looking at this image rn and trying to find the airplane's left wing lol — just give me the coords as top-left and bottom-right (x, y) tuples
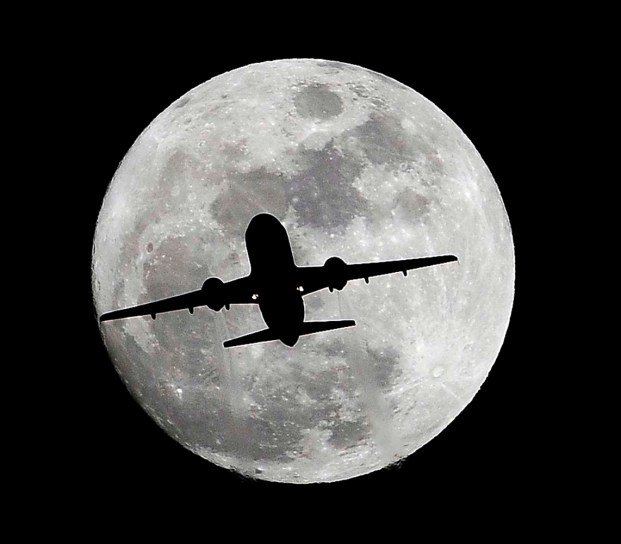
(99, 289), (207, 322)
(99, 275), (256, 323)
(298, 255), (458, 296)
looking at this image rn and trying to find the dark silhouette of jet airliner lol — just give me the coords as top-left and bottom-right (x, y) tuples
(100, 213), (458, 347)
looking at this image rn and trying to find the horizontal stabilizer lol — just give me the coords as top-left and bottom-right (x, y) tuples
(223, 328), (280, 348)
(223, 320), (356, 348)
(298, 320), (356, 336)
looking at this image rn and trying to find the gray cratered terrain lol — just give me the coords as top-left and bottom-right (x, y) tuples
(92, 59), (514, 483)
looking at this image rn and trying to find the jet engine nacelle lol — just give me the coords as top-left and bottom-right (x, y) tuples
(324, 256), (347, 291)
(202, 277), (225, 311)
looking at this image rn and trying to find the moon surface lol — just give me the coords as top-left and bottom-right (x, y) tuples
(92, 59), (514, 483)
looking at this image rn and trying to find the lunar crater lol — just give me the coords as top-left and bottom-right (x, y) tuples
(294, 83), (344, 120)
(93, 59), (514, 484)
(174, 96), (191, 108)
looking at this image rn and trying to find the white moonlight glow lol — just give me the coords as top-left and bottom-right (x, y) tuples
(92, 59), (514, 483)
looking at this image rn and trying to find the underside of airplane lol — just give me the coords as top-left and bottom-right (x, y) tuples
(99, 213), (458, 347)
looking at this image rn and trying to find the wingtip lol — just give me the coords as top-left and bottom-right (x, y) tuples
(439, 254), (458, 264)
(99, 312), (118, 323)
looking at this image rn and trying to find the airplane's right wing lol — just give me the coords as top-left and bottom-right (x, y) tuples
(297, 255), (458, 296)
(343, 255), (458, 283)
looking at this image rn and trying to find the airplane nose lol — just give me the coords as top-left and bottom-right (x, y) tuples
(249, 213), (279, 227)
(246, 213), (281, 241)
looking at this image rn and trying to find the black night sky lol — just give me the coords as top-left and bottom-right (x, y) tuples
(36, 23), (572, 526)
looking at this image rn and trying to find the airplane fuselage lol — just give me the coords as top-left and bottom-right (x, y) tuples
(245, 213), (305, 346)
(99, 212), (457, 348)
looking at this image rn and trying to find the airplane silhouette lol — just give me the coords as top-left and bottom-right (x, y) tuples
(99, 213), (458, 348)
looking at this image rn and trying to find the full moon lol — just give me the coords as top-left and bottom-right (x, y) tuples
(92, 59), (514, 483)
